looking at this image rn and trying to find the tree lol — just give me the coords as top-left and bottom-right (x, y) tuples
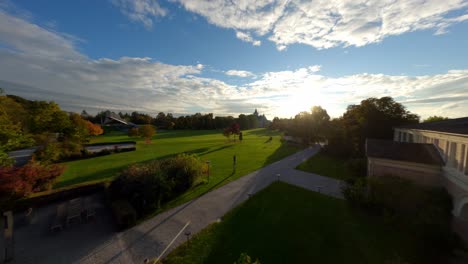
(340, 97), (419, 156)
(223, 123), (240, 141)
(423, 116), (448, 123)
(139, 125), (156, 141)
(86, 121), (103, 135)
(0, 161), (64, 205)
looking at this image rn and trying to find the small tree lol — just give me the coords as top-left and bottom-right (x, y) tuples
(86, 121), (103, 135)
(139, 125), (156, 142)
(223, 127), (233, 140)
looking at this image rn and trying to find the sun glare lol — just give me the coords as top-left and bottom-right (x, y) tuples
(277, 89), (326, 118)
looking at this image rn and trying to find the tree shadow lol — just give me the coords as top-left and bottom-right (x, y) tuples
(155, 130), (221, 140)
(243, 128), (276, 137)
(262, 141), (305, 167)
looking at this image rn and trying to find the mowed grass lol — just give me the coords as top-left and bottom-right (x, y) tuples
(295, 151), (349, 180)
(56, 129), (300, 200)
(164, 182), (418, 264)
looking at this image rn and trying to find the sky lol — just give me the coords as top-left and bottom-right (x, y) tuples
(0, 0), (467, 119)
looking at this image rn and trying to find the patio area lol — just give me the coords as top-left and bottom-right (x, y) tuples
(1, 193), (117, 264)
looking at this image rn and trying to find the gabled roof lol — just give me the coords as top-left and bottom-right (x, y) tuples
(366, 139), (444, 166)
(396, 117), (468, 135)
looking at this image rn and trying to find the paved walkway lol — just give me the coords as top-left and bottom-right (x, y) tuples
(78, 145), (343, 264)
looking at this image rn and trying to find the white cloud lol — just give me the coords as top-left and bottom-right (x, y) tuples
(225, 69), (255, 78)
(0, 7), (467, 120)
(235, 31), (261, 46)
(111, 0), (167, 29)
(175, 0), (468, 49)
(0, 10), (83, 59)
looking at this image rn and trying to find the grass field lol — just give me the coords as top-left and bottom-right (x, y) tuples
(164, 182), (418, 264)
(295, 151), (349, 180)
(55, 129), (300, 204)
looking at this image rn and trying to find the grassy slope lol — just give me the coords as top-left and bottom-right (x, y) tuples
(295, 151), (349, 180)
(56, 129), (300, 195)
(164, 182), (418, 264)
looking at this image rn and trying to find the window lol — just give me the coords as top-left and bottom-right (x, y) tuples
(408, 133), (414, 143)
(398, 131), (402, 142)
(460, 144), (466, 173)
(449, 142), (457, 168)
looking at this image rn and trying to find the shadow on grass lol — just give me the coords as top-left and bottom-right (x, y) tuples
(55, 145), (234, 189)
(244, 128), (277, 137)
(262, 141), (305, 167)
(155, 130), (221, 140)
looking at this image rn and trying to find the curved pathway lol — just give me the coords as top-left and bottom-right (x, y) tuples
(79, 145), (343, 264)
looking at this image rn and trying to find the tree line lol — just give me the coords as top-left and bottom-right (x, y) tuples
(82, 110), (265, 130)
(271, 97), (420, 158)
(0, 93), (103, 166)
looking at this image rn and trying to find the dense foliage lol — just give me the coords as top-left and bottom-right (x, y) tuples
(109, 154), (205, 219)
(423, 115), (449, 123)
(272, 97), (419, 157)
(342, 176), (464, 263)
(0, 93), (103, 166)
(0, 161), (64, 205)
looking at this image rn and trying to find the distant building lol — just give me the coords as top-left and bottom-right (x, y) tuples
(253, 109), (270, 128)
(102, 111), (137, 130)
(366, 117), (468, 237)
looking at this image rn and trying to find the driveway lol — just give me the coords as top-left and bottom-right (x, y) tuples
(77, 145), (343, 264)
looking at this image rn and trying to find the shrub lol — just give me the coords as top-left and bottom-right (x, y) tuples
(160, 153), (203, 196)
(0, 161), (64, 206)
(109, 154), (203, 219)
(234, 253), (261, 264)
(343, 176), (464, 262)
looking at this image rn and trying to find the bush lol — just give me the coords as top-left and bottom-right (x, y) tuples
(160, 153), (203, 196)
(0, 161), (64, 206)
(108, 154), (203, 219)
(343, 176), (464, 262)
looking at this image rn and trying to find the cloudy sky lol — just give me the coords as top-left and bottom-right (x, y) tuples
(0, 0), (467, 119)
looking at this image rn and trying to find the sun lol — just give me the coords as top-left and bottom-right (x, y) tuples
(276, 89), (326, 118)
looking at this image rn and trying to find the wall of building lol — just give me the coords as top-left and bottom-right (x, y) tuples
(393, 129), (468, 221)
(368, 157), (442, 187)
(394, 129), (468, 176)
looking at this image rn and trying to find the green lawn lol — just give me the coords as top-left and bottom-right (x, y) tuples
(56, 129), (300, 201)
(295, 151), (349, 180)
(164, 182), (418, 264)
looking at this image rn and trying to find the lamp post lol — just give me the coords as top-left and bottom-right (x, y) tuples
(206, 161), (211, 182)
(185, 230), (192, 247)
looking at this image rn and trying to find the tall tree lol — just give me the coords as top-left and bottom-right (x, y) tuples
(341, 97), (419, 156)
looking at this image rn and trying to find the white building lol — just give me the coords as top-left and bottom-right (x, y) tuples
(393, 117), (468, 221)
(367, 117), (468, 239)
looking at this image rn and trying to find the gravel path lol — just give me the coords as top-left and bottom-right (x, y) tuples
(78, 145), (344, 264)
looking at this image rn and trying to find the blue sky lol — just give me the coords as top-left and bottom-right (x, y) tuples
(0, 0), (467, 119)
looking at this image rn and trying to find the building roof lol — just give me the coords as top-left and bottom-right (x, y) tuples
(396, 117), (468, 135)
(366, 139), (444, 166)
